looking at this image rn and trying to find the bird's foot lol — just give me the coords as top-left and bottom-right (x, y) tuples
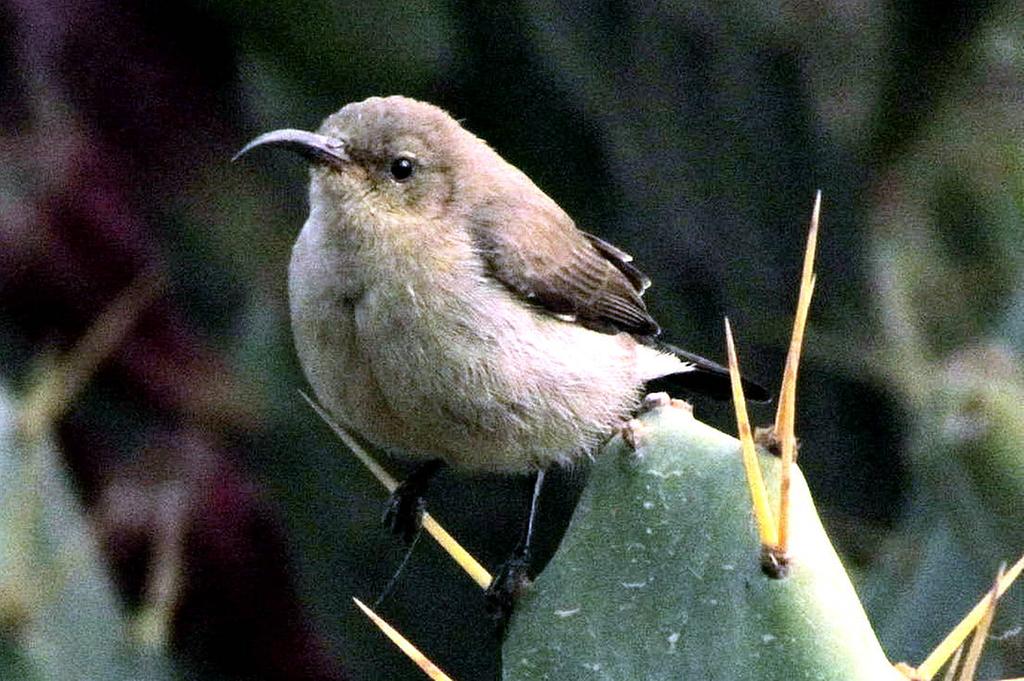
(640, 391), (671, 412)
(382, 459), (444, 544)
(485, 548), (532, 637)
(641, 391), (693, 414)
(382, 482), (426, 544)
(623, 393), (693, 461)
(621, 417), (648, 452)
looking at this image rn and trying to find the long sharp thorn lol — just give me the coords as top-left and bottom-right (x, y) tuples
(725, 318), (777, 549)
(917, 553), (1024, 679)
(302, 392), (492, 589)
(956, 564), (1004, 681)
(775, 191), (820, 555)
(353, 598), (456, 681)
(940, 646), (963, 681)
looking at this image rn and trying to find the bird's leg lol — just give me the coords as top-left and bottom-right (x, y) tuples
(383, 458), (445, 544)
(486, 468), (546, 632)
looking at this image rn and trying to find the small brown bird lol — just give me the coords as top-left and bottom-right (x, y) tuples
(236, 95), (766, 613)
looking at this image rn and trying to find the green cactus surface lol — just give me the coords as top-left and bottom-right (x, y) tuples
(504, 403), (902, 681)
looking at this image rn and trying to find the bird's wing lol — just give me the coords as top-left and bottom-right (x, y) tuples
(580, 231), (652, 294)
(470, 195), (660, 336)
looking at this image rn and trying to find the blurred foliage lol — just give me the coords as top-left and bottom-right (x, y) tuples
(0, 0), (1022, 680)
(0, 384), (174, 681)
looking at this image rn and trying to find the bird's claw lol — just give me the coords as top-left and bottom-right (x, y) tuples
(641, 391), (693, 414)
(622, 417), (647, 452)
(382, 459), (444, 544)
(641, 391), (672, 411)
(382, 484), (426, 544)
(485, 549), (532, 637)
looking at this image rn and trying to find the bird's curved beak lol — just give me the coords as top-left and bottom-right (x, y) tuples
(232, 129), (349, 167)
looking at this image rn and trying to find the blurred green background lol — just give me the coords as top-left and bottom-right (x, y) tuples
(1, 1), (1022, 679)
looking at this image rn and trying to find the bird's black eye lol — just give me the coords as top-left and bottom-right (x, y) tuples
(390, 156), (415, 181)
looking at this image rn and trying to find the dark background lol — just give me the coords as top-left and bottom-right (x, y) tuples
(1, 1), (1022, 679)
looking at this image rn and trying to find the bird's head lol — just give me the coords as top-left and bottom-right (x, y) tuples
(235, 96), (479, 223)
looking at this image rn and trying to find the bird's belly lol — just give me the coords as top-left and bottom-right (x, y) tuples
(289, 223), (646, 474)
(333, 285), (645, 474)
(289, 294), (399, 444)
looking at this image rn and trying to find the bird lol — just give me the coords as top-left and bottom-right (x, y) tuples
(235, 95), (768, 617)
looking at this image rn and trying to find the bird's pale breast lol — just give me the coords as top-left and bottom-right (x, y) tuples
(288, 211), (654, 474)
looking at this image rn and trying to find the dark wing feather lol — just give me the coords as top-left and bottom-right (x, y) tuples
(647, 342), (772, 402)
(471, 195), (659, 337)
(581, 231), (651, 293)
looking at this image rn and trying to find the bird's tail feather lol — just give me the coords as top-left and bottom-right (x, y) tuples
(645, 342), (771, 403)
